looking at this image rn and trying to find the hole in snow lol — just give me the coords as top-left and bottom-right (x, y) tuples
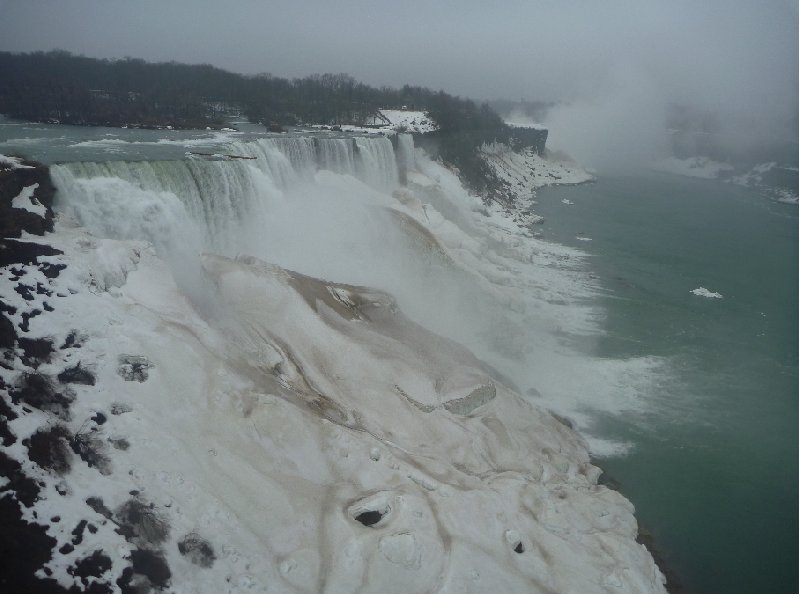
(513, 542), (525, 554)
(354, 510), (384, 527)
(348, 493), (394, 528)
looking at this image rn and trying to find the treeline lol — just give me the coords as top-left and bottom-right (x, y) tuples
(0, 50), (545, 193)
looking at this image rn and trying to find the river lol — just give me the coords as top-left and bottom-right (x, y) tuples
(536, 173), (798, 594)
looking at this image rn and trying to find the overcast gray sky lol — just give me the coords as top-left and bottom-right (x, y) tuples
(1, 0), (796, 125)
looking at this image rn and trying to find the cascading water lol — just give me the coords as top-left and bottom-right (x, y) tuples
(53, 134), (406, 257)
(396, 133), (416, 183)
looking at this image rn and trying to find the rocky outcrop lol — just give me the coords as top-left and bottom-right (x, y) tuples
(0, 157), (56, 238)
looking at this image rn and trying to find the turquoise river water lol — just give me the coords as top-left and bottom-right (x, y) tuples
(536, 174), (798, 594)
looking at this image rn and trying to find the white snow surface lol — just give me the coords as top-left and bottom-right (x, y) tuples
(378, 110), (438, 134)
(0, 153), (35, 169)
(11, 182), (47, 217)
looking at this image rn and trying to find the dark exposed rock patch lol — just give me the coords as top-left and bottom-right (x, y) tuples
(177, 533), (216, 568)
(0, 494), (68, 593)
(58, 362), (96, 386)
(0, 310), (16, 349)
(24, 425), (73, 475)
(86, 496), (114, 520)
(59, 542), (75, 555)
(70, 430), (112, 475)
(19, 336), (54, 366)
(15, 282), (36, 301)
(0, 396), (18, 446)
(0, 238), (63, 267)
(19, 308), (43, 332)
(0, 159), (55, 231)
(118, 549), (172, 593)
(117, 355), (154, 382)
(69, 550), (112, 585)
(61, 330), (86, 350)
(11, 373), (74, 420)
(115, 498), (170, 546)
(71, 519), (89, 545)
(40, 262), (66, 279)
(0, 451), (40, 506)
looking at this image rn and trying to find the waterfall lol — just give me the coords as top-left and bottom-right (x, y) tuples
(52, 133), (413, 264)
(396, 133), (415, 184)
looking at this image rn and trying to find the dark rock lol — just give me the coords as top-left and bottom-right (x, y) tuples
(59, 543), (75, 555)
(129, 549), (171, 589)
(15, 283), (35, 301)
(0, 451), (40, 506)
(69, 550), (113, 584)
(24, 425), (73, 474)
(19, 308), (43, 333)
(513, 542), (525, 554)
(71, 519), (88, 545)
(19, 337), (54, 365)
(40, 263), (66, 279)
(0, 160), (56, 238)
(70, 430), (112, 475)
(117, 355), (154, 382)
(11, 373), (74, 420)
(61, 330), (82, 349)
(91, 412), (106, 425)
(58, 362), (96, 386)
(177, 533), (216, 568)
(0, 396), (18, 446)
(86, 496), (114, 520)
(0, 239), (62, 268)
(0, 311), (16, 350)
(43, 301), (54, 312)
(115, 499), (169, 546)
(0, 494), (70, 593)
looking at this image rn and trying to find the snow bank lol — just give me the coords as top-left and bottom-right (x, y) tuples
(0, 153), (35, 169)
(379, 110), (438, 134)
